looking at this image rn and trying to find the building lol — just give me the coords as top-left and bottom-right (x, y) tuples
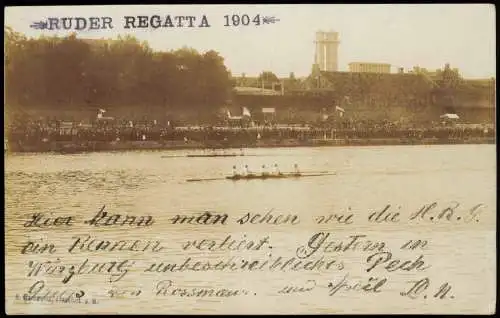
(348, 62), (391, 74)
(408, 65), (462, 80)
(314, 31), (340, 72)
(409, 66), (441, 79)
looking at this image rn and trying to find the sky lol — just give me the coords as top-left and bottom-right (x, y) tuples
(4, 4), (496, 79)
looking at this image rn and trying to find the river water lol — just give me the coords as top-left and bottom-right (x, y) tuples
(4, 145), (496, 314)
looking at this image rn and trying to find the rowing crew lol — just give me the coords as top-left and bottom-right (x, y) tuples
(232, 164), (300, 177)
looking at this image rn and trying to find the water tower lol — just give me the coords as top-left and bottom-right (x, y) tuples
(314, 31), (340, 72)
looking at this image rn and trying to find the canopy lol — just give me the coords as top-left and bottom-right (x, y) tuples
(234, 86), (280, 96)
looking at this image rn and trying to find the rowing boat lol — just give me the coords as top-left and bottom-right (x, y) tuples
(186, 172), (336, 182)
(226, 173), (300, 180)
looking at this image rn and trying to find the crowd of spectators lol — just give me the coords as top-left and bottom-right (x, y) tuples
(6, 117), (494, 150)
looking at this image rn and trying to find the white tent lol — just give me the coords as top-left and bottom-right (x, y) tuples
(440, 113), (459, 119)
(335, 106), (345, 117)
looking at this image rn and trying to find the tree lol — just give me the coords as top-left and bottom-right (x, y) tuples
(200, 50), (232, 105)
(285, 72), (300, 91)
(258, 71), (279, 84)
(432, 63), (463, 110)
(4, 27), (233, 113)
(438, 63), (462, 89)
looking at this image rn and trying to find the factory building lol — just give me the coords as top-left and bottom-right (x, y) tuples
(313, 31), (340, 72)
(348, 62), (391, 74)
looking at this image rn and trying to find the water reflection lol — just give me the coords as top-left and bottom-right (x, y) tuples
(4, 145), (496, 314)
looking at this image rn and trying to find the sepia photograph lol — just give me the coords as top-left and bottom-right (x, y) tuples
(4, 4), (496, 315)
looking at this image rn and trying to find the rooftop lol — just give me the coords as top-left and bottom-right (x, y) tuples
(348, 62), (391, 66)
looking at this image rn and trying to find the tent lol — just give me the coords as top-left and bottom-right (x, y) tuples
(97, 108), (114, 121)
(335, 106), (345, 117)
(440, 113), (459, 119)
(242, 107), (251, 117)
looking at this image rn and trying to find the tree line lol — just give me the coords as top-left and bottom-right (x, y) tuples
(4, 27), (232, 111)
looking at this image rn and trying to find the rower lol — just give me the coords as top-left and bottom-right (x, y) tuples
(261, 164), (269, 177)
(273, 163), (281, 175)
(244, 164), (253, 176)
(293, 163), (301, 176)
(232, 165), (238, 177)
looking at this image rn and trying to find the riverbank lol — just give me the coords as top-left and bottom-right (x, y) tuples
(5, 137), (496, 154)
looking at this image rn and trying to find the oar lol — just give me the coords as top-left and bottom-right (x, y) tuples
(186, 177), (226, 182)
(303, 170), (334, 174)
(274, 172), (337, 177)
(299, 172), (337, 177)
(280, 170), (334, 175)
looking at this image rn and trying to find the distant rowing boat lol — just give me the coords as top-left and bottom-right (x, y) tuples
(161, 153), (312, 158)
(186, 154), (244, 157)
(186, 172), (336, 182)
(162, 153), (264, 158)
(56, 143), (91, 154)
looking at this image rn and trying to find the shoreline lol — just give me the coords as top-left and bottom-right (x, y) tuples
(5, 137), (496, 154)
